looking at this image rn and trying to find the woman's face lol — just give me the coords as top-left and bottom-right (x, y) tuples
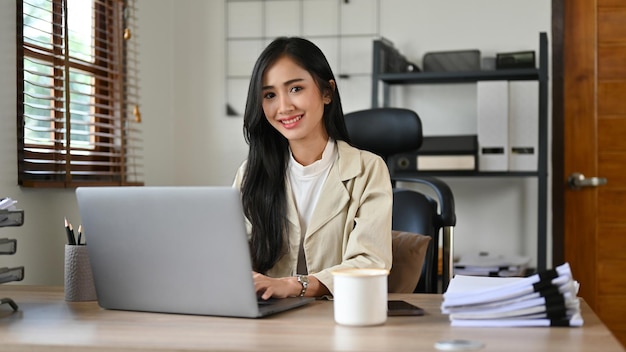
(261, 56), (331, 144)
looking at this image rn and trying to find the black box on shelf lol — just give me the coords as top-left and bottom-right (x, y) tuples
(423, 50), (481, 72)
(496, 51), (535, 69)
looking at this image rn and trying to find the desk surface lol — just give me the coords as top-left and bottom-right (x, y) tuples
(0, 286), (623, 352)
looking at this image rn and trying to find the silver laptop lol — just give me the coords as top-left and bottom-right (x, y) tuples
(75, 186), (313, 318)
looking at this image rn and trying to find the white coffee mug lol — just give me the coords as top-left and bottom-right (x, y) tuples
(332, 268), (389, 326)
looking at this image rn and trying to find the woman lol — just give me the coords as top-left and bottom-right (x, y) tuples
(233, 37), (392, 300)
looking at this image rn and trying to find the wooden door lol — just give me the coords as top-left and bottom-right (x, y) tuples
(561, 0), (626, 345)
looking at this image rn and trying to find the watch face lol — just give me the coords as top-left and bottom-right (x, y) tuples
(297, 275), (308, 296)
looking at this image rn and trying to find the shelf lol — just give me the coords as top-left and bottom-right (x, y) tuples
(394, 170), (542, 178)
(0, 210), (24, 228)
(0, 239), (17, 255)
(378, 68), (540, 84)
(0, 266), (24, 284)
(372, 32), (549, 272)
(1, 207), (24, 311)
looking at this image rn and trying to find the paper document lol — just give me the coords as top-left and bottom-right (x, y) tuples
(444, 263), (573, 306)
(450, 313), (584, 328)
(0, 197), (17, 210)
(441, 263), (583, 328)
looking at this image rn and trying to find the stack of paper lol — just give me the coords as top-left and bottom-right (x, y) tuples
(0, 198), (22, 227)
(442, 262), (583, 327)
(0, 197), (17, 210)
(454, 252), (531, 277)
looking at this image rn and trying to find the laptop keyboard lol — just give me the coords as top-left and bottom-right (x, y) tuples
(257, 298), (280, 306)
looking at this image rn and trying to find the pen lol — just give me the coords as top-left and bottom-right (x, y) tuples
(64, 217), (76, 245)
(77, 225), (82, 245)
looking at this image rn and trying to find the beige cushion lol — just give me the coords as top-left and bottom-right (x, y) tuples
(388, 230), (431, 293)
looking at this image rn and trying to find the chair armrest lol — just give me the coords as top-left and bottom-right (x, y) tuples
(392, 176), (456, 228)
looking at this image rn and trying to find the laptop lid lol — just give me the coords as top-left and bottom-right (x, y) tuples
(75, 186), (312, 318)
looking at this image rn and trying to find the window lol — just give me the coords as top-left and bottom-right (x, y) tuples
(17, 0), (143, 188)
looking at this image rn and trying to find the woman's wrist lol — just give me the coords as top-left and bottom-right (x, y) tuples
(296, 275), (309, 297)
(279, 276), (306, 297)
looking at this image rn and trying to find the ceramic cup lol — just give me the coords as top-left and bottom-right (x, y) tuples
(64, 244), (97, 302)
(332, 268), (389, 326)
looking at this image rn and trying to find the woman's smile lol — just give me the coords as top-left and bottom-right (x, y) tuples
(280, 114), (303, 127)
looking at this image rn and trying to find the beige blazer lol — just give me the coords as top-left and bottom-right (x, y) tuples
(233, 141), (393, 294)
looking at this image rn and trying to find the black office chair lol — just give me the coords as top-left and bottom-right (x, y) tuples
(344, 107), (456, 293)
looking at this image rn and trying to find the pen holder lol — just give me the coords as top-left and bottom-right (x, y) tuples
(64, 244), (97, 302)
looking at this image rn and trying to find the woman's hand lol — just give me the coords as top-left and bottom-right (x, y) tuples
(253, 271), (300, 300)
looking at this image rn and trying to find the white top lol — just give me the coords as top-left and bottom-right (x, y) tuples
(288, 138), (337, 274)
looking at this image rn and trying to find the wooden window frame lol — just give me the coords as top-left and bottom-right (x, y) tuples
(17, 0), (143, 188)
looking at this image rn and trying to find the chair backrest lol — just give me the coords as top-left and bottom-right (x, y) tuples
(344, 108), (441, 293)
(344, 108), (422, 161)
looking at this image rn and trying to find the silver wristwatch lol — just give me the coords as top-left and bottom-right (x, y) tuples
(296, 275), (309, 297)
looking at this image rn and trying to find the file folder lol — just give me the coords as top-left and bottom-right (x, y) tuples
(508, 81), (539, 171)
(477, 81), (509, 171)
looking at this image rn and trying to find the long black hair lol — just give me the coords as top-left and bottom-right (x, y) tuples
(241, 37), (350, 273)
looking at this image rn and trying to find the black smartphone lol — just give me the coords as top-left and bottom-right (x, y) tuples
(387, 300), (425, 316)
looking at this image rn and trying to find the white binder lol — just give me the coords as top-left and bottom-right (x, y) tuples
(508, 81), (539, 171)
(477, 81), (509, 171)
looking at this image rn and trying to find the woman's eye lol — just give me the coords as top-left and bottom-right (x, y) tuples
(290, 86), (302, 93)
(263, 92), (275, 99)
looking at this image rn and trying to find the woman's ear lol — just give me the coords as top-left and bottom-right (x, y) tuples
(324, 80), (336, 104)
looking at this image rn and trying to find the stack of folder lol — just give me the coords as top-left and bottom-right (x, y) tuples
(392, 135), (478, 173)
(441, 263), (583, 327)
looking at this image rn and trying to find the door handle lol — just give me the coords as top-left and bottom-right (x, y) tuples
(568, 172), (608, 190)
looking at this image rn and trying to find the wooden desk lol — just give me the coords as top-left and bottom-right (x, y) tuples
(0, 286), (623, 352)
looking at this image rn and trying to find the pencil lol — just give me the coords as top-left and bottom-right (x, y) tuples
(69, 223), (76, 245)
(77, 225), (82, 245)
(64, 217), (76, 245)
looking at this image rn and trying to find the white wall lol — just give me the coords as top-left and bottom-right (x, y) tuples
(139, 0), (246, 186)
(0, 0), (550, 285)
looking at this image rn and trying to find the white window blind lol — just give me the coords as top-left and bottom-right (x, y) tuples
(17, 0), (143, 187)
